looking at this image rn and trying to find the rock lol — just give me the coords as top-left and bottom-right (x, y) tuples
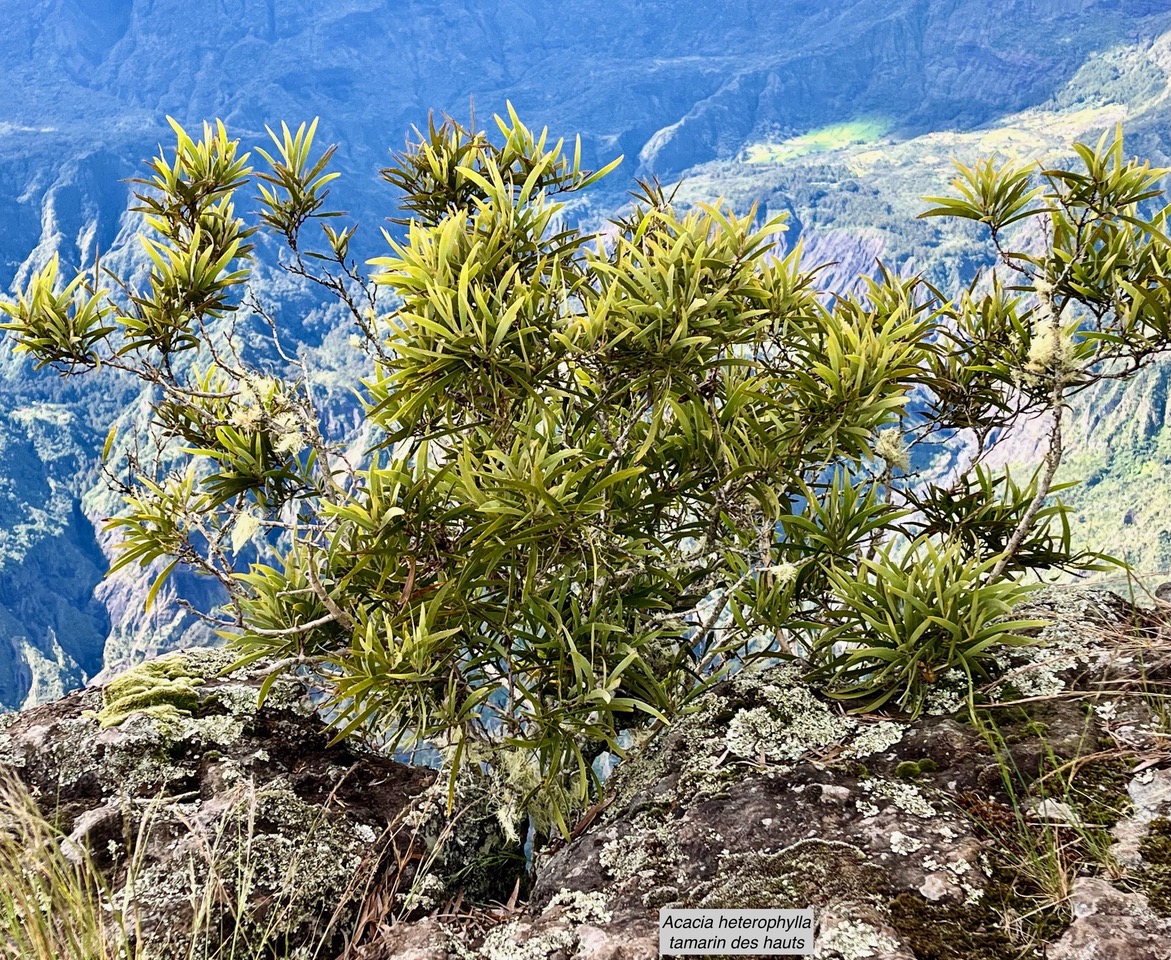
(7, 586), (1171, 960)
(814, 902), (916, 959)
(1112, 768), (1171, 869)
(1048, 878), (1171, 960)
(511, 587), (1171, 960)
(0, 646), (443, 959)
(1027, 799), (1082, 825)
(525, 662), (994, 957)
(344, 916), (453, 960)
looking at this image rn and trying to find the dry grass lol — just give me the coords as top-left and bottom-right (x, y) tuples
(0, 770), (374, 960)
(0, 769), (133, 960)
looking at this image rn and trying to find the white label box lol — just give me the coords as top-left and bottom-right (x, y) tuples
(659, 908), (815, 955)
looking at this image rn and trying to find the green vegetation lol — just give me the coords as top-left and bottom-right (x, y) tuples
(965, 725), (1123, 944)
(1054, 44), (1169, 113)
(3, 107), (1171, 842)
(893, 758), (938, 779)
(745, 118), (890, 164)
(674, 36), (1171, 584)
(90, 652), (205, 728)
(947, 598), (1171, 955)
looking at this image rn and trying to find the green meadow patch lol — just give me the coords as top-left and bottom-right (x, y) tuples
(745, 118), (890, 163)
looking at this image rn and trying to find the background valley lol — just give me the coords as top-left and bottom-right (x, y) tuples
(1, 0), (1170, 708)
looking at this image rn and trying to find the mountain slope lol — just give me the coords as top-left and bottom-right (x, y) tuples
(675, 26), (1171, 584)
(1, 0), (1171, 706)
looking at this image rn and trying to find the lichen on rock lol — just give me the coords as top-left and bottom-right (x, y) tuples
(0, 646), (444, 959)
(515, 587), (1171, 960)
(5, 585), (1171, 960)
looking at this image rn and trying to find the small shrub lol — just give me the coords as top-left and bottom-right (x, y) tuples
(3, 114), (1169, 833)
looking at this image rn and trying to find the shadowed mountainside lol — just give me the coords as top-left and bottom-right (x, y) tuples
(1, 0), (1171, 707)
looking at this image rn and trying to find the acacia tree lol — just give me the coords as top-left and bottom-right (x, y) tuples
(3, 111), (1169, 835)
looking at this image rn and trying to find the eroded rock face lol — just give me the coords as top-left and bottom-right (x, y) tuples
(483, 588), (1171, 960)
(7, 588), (1171, 960)
(1048, 878), (1171, 960)
(0, 647), (442, 959)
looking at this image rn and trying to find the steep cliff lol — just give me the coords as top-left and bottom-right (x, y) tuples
(2, 0), (1171, 705)
(681, 25), (1171, 584)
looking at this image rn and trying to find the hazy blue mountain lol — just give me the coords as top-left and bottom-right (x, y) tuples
(3, 0), (1168, 274)
(1, 0), (1170, 707)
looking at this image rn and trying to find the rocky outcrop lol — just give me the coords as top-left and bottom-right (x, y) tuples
(4, 590), (1171, 959)
(0, 647), (522, 959)
(360, 588), (1171, 959)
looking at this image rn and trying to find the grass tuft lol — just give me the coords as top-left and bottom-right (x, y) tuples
(0, 769), (134, 960)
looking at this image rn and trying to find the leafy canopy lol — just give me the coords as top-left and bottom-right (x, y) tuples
(4, 111), (1170, 836)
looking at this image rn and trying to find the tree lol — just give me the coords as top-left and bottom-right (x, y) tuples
(3, 110), (1169, 838)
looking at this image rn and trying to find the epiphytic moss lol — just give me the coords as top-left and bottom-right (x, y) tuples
(79, 649), (320, 796)
(95, 648), (313, 729)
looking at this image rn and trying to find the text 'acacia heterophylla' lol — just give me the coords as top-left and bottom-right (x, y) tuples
(3, 108), (1170, 835)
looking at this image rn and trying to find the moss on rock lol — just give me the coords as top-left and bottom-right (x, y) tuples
(1062, 757), (1134, 829)
(94, 653), (205, 728)
(889, 889), (1035, 960)
(894, 758), (939, 779)
(1137, 817), (1171, 916)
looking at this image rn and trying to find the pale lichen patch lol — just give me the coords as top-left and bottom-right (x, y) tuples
(922, 669), (970, 716)
(549, 888), (612, 924)
(598, 814), (682, 893)
(724, 669), (852, 763)
(986, 589), (1123, 701)
(816, 917), (903, 959)
(860, 779), (937, 819)
(889, 832), (922, 855)
(604, 663), (911, 832)
(842, 722), (904, 759)
(0, 733), (26, 768)
(479, 921), (576, 960)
